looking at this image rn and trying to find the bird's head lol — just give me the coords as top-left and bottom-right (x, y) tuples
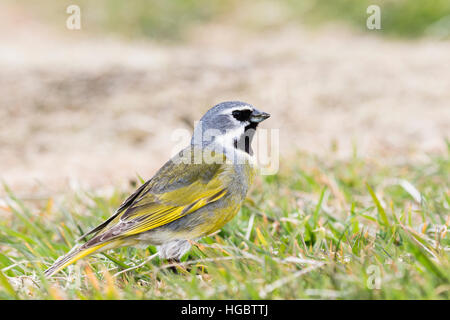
(191, 101), (270, 155)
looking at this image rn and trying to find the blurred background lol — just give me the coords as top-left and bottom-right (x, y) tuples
(0, 0), (449, 196)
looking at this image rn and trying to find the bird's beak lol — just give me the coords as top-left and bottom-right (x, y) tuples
(250, 109), (270, 123)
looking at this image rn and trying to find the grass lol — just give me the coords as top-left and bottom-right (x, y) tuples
(0, 147), (449, 299)
(8, 0), (450, 40)
(9, 0), (231, 41)
(286, 0), (450, 39)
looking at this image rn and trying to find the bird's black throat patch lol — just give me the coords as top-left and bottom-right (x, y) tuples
(233, 122), (259, 155)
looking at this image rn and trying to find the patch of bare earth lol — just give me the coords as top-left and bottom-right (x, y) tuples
(0, 6), (449, 197)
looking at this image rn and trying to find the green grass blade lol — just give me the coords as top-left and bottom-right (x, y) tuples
(0, 270), (18, 299)
(367, 183), (389, 227)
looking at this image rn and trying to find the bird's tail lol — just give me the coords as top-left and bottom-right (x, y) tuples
(44, 242), (109, 277)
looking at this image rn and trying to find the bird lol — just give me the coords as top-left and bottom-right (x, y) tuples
(44, 101), (270, 276)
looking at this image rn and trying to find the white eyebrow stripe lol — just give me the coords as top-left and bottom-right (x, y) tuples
(220, 106), (253, 115)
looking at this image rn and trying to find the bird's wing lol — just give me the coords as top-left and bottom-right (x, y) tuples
(77, 179), (151, 241)
(83, 148), (230, 243)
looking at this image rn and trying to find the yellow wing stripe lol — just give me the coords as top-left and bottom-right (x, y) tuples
(46, 242), (108, 276)
(122, 188), (227, 236)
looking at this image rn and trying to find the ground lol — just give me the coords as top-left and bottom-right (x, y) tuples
(0, 6), (449, 196)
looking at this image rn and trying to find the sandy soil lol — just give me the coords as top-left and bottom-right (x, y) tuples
(0, 7), (449, 196)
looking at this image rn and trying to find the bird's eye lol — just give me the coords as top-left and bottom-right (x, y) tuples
(232, 109), (252, 122)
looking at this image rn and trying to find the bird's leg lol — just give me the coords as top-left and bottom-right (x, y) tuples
(159, 239), (192, 274)
(167, 258), (180, 265)
(166, 258), (182, 274)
